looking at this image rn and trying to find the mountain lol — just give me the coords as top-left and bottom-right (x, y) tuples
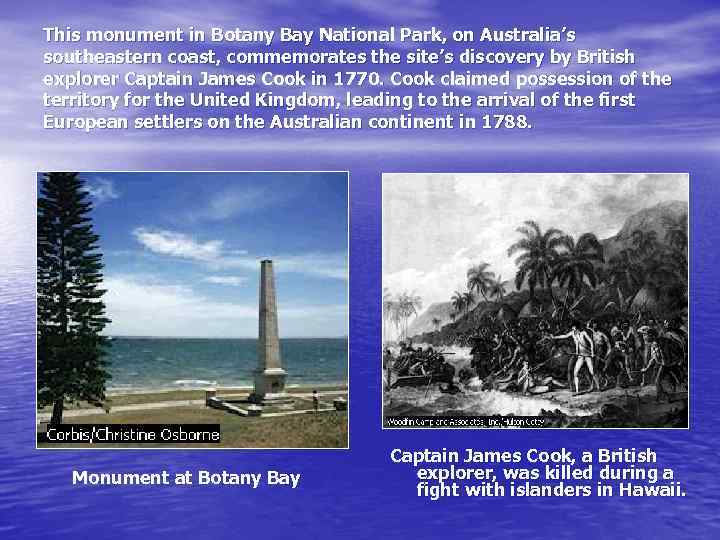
(407, 301), (455, 336)
(601, 200), (687, 260)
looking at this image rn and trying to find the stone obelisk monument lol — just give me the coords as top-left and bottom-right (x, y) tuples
(249, 260), (291, 404)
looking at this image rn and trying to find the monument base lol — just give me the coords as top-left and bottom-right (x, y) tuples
(248, 368), (294, 405)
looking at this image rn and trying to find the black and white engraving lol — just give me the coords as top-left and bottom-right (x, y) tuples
(383, 173), (688, 429)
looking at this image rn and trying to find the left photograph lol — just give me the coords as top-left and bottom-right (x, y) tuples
(36, 171), (349, 449)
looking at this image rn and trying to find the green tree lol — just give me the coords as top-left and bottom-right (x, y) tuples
(507, 220), (565, 301)
(467, 262), (495, 302)
(37, 172), (111, 424)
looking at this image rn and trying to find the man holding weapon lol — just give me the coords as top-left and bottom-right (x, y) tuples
(552, 320), (600, 394)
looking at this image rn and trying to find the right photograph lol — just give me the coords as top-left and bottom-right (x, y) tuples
(382, 173), (689, 429)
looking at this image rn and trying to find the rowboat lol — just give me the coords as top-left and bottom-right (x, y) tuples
(391, 375), (433, 388)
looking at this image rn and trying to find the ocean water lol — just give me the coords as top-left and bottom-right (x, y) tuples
(105, 337), (348, 392)
(386, 385), (586, 417)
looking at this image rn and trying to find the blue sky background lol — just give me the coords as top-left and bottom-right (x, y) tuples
(38, 171), (348, 337)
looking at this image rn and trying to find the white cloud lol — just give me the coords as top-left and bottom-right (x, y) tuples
(191, 185), (284, 221)
(84, 177), (120, 205)
(103, 275), (346, 337)
(132, 226), (347, 280)
(133, 228), (223, 262)
(214, 252), (349, 280)
(383, 246), (480, 309)
(383, 173), (688, 308)
(203, 275), (248, 286)
(277, 253), (349, 280)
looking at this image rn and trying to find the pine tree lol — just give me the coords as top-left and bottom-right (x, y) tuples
(37, 172), (111, 424)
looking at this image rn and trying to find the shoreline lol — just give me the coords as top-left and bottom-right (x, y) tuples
(385, 383), (687, 428)
(105, 381), (347, 396)
(36, 383), (350, 448)
(384, 343), (687, 427)
(38, 383), (348, 415)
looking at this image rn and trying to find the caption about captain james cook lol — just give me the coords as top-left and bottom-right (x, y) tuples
(41, 24), (673, 132)
(391, 447), (687, 499)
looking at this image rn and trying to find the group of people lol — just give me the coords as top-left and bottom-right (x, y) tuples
(477, 315), (687, 399)
(387, 314), (688, 401)
(383, 342), (458, 392)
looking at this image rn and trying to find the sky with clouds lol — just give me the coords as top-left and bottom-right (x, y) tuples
(40, 171), (348, 337)
(383, 173), (688, 309)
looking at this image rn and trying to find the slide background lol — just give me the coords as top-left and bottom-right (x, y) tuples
(2, 1), (719, 538)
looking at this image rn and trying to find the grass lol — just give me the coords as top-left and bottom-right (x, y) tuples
(37, 384), (348, 448)
(37, 406), (348, 449)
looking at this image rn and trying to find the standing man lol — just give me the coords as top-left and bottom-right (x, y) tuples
(383, 348), (394, 391)
(587, 320), (615, 388)
(639, 326), (682, 402)
(312, 390), (319, 413)
(553, 321), (599, 394)
(608, 322), (633, 388)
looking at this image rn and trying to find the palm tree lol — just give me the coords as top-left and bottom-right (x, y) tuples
(463, 291), (475, 318)
(384, 290), (422, 342)
(451, 290), (466, 318)
(382, 288), (393, 342)
(467, 262), (495, 302)
(507, 220), (565, 301)
(488, 275), (509, 302)
(395, 292), (422, 341)
(553, 233), (604, 299)
(389, 301), (403, 341)
(450, 312), (456, 323)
